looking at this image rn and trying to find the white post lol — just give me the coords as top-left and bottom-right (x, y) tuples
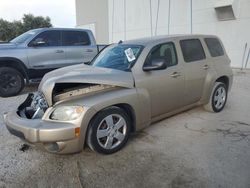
(150, 0), (153, 37)
(111, 0), (115, 43)
(168, 0), (171, 35)
(190, 0), (193, 34)
(155, 0), (160, 36)
(124, 0), (127, 40)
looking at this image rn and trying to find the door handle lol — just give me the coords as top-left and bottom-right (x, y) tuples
(86, 49), (94, 53)
(55, 50), (64, 53)
(203, 64), (209, 70)
(171, 72), (181, 78)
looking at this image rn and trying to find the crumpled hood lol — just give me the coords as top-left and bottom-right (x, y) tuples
(39, 64), (135, 105)
(0, 43), (17, 49)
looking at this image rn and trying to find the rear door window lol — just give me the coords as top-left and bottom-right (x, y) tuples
(62, 31), (90, 46)
(205, 38), (224, 57)
(180, 39), (206, 62)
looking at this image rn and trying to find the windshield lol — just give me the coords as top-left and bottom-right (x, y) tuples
(92, 44), (143, 71)
(10, 29), (40, 44)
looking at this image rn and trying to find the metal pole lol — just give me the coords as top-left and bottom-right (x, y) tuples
(124, 0), (127, 40)
(190, 0), (193, 34)
(155, 0), (160, 36)
(111, 0), (115, 43)
(241, 43), (247, 70)
(150, 0), (153, 37)
(245, 48), (250, 69)
(168, 0), (171, 35)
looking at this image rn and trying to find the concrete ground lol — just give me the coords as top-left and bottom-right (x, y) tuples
(0, 70), (250, 188)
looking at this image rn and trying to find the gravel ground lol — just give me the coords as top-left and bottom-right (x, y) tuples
(0, 70), (250, 188)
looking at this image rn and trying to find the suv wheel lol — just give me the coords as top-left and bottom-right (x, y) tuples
(204, 82), (228, 113)
(0, 67), (24, 97)
(87, 107), (131, 154)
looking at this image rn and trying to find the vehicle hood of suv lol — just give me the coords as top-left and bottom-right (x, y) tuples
(0, 43), (17, 49)
(39, 64), (135, 105)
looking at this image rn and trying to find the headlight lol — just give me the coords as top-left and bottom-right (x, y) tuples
(50, 106), (84, 121)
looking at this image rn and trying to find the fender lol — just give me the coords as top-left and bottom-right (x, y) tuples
(199, 67), (218, 105)
(52, 87), (151, 150)
(0, 57), (29, 82)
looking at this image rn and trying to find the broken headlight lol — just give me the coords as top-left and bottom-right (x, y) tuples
(18, 92), (48, 119)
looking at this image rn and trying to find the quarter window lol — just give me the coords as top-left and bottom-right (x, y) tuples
(63, 31), (90, 46)
(180, 39), (206, 62)
(146, 43), (178, 67)
(205, 38), (224, 57)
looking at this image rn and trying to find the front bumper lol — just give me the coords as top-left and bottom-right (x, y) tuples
(4, 111), (77, 143)
(4, 110), (83, 154)
(4, 92), (98, 154)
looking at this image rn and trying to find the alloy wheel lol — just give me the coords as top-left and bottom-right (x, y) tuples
(96, 114), (127, 150)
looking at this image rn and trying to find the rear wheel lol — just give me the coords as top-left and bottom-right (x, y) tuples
(204, 82), (227, 113)
(0, 67), (24, 97)
(87, 107), (131, 154)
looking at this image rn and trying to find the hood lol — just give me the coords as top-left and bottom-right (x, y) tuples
(0, 43), (17, 49)
(39, 64), (135, 105)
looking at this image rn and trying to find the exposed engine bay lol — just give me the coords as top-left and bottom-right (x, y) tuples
(18, 84), (116, 119)
(53, 84), (116, 102)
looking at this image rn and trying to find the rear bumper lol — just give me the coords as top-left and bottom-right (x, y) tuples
(4, 111), (82, 154)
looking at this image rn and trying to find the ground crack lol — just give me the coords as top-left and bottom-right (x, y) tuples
(184, 123), (250, 142)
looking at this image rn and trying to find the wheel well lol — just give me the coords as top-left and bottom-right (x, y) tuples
(216, 76), (229, 89)
(0, 59), (28, 82)
(114, 104), (136, 133)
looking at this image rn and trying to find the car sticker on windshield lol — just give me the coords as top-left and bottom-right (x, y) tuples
(125, 48), (136, 62)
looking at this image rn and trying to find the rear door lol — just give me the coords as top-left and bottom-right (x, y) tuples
(27, 30), (66, 71)
(62, 30), (98, 65)
(179, 38), (209, 105)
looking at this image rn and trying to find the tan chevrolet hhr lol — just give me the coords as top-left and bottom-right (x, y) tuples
(4, 35), (233, 154)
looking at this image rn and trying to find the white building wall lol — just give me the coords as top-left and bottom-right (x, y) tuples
(75, 0), (109, 44)
(108, 0), (250, 68)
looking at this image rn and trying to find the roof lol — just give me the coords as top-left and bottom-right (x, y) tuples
(122, 34), (218, 46)
(31, 27), (92, 32)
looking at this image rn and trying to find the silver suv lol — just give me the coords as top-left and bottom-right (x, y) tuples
(0, 28), (103, 97)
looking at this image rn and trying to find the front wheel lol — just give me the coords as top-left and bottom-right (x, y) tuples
(204, 82), (228, 113)
(0, 67), (24, 97)
(87, 107), (131, 154)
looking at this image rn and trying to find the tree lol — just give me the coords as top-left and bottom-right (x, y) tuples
(0, 14), (52, 42)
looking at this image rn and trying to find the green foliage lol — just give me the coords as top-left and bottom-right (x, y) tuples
(0, 14), (52, 42)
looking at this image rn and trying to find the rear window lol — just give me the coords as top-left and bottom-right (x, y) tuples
(63, 31), (90, 46)
(180, 39), (206, 62)
(205, 38), (224, 57)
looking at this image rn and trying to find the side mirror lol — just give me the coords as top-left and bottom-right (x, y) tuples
(31, 38), (46, 47)
(143, 58), (167, 71)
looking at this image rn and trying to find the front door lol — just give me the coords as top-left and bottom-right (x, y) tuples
(27, 30), (66, 78)
(135, 42), (185, 118)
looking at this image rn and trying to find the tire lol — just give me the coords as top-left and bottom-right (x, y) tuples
(0, 67), (24, 97)
(87, 106), (131, 154)
(204, 82), (228, 113)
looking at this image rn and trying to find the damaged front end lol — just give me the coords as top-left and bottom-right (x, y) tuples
(18, 83), (117, 120)
(18, 92), (48, 119)
(52, 83), (116, 103)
